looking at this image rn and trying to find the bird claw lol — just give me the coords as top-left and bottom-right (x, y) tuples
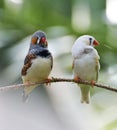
(24, 81), (34, 87)
(91, 80), (96, 88)
(45, 78), (52, 86)
(74, 76), (82, 83)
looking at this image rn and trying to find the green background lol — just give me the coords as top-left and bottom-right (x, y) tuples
(0, 0), (117, 130)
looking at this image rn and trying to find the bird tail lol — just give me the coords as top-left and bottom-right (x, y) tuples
(79, 84), (90, 104)
(22, 85), (37, 102)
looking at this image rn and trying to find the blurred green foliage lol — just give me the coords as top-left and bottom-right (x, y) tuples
(0, 0), (117, 130)
(0, 0), (117, 73)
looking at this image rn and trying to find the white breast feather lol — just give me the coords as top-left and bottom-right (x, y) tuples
(22, 57), (51, 83)
(73, 47), (99, 81)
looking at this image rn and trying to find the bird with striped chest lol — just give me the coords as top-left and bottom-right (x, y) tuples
(21, 30), (53, 100)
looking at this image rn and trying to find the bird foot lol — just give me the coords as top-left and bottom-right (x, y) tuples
(24, 81), (34, 87)
(91, 80), (96, 88)
(74, 76), (82, 83)
(45, 78), (52, 86)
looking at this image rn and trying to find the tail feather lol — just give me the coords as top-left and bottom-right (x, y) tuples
(22, 85), (37, 102)
(80, 84), (90, 104)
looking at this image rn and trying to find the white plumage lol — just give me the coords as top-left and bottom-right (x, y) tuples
(22, 57), (52, 97)
(22, 57), (52, 83)
(71, 35), (100, 103)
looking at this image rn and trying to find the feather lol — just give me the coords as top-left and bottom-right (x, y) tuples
(22, 85), (36, 102)
(21, 54), (36, 76)
(71, 35), (100, 103)
(80, 84), (90, 104)
(21, 31), (53, 101)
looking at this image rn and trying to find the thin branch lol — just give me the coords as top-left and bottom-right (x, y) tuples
(0, 77), (116, 93)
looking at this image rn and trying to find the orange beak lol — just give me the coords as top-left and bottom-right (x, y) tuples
(40, 37), (46, 43)
(40, 37), (48, 46)
(93, 40), (99, 46)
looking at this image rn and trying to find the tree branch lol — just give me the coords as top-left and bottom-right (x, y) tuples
(0, 77), (116, 93)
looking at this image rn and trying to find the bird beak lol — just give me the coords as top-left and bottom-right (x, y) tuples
(40, 37), (48, 47)
(41, 37), (46, 43)
(93, 40), (99, 46)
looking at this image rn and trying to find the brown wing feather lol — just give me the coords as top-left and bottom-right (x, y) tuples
(21, 54), (36, 76)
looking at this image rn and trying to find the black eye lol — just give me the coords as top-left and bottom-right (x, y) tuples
(89, 38), (92, 45)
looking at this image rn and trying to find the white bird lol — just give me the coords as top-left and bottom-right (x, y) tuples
(71, 35), (100, 104)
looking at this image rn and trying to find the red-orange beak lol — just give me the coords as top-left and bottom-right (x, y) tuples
(40, 37), (48, 46)
(40, 37), (46, 43)
(93, 40), (99, 46)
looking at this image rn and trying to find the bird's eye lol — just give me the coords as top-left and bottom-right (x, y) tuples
(31, 37), (38, 44)
(89, 38), (92, 45)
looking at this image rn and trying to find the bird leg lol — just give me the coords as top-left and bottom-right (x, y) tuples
(24, 80), (34, 87)
(74, 75), (82, 83)
(91, 80), (96, 88)
(45, 78), (52, 86)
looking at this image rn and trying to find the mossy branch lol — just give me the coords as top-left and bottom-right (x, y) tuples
(0, 77), (116, 92)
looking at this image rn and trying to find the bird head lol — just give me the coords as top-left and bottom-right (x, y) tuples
(71, 35), (100, 58)
(76, 35), (99, 47)
(30, 30), (48, 49)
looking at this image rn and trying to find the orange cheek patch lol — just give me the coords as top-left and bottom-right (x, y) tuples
(31, 37), (38, 44)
